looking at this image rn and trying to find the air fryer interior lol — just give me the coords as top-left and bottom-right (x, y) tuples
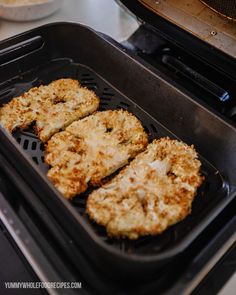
(4, 60), (226, 256)
(0, 23), (236, 276)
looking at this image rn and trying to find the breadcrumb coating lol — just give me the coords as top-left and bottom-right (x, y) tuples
(45, 110), (148, 199)
(86, 138), (203, 239)
(0, 78), (99, 141)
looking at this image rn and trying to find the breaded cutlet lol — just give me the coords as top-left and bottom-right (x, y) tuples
(86, 138), (203, 239)
(0, 78), (99, 142)
(45, 109), (148, 199)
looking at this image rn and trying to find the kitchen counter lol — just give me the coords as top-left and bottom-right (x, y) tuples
(0, 0), (138, 42)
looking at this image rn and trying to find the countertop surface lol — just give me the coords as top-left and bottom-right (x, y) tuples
(0, 0), (138, 42)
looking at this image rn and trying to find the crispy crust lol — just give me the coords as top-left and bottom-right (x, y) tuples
(0, 78), (99, 142)
(45, 110), (148, 199)
(86, 138), (203, 239)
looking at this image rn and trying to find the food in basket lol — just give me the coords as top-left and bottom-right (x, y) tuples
(86, 138), (203, 239)
(0, 79), (99, 142)
(45, 109), (148, 199)
(0, 77), (204, 240)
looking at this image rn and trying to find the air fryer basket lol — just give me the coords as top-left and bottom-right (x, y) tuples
(200, 0), (236, 20)
(0, 23), (236, 278)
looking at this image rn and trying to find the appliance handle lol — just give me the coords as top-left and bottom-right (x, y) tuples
(162, 54), (230, 102)
(0, 36), (44, 66)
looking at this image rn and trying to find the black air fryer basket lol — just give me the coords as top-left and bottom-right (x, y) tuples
(0, 23), (236, 279)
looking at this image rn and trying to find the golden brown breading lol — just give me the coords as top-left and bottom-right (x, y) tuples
(45, 110), (148, 199)
(35, 87), (99, 142)
(0, 79), (99, 142)
(0, 83), (54, 133)
(86, 138), (203, 239)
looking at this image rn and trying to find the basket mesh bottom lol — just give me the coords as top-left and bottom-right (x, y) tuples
(0, 59), (227, 255)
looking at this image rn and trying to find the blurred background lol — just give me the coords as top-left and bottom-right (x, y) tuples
(0, 0), (139, 41)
